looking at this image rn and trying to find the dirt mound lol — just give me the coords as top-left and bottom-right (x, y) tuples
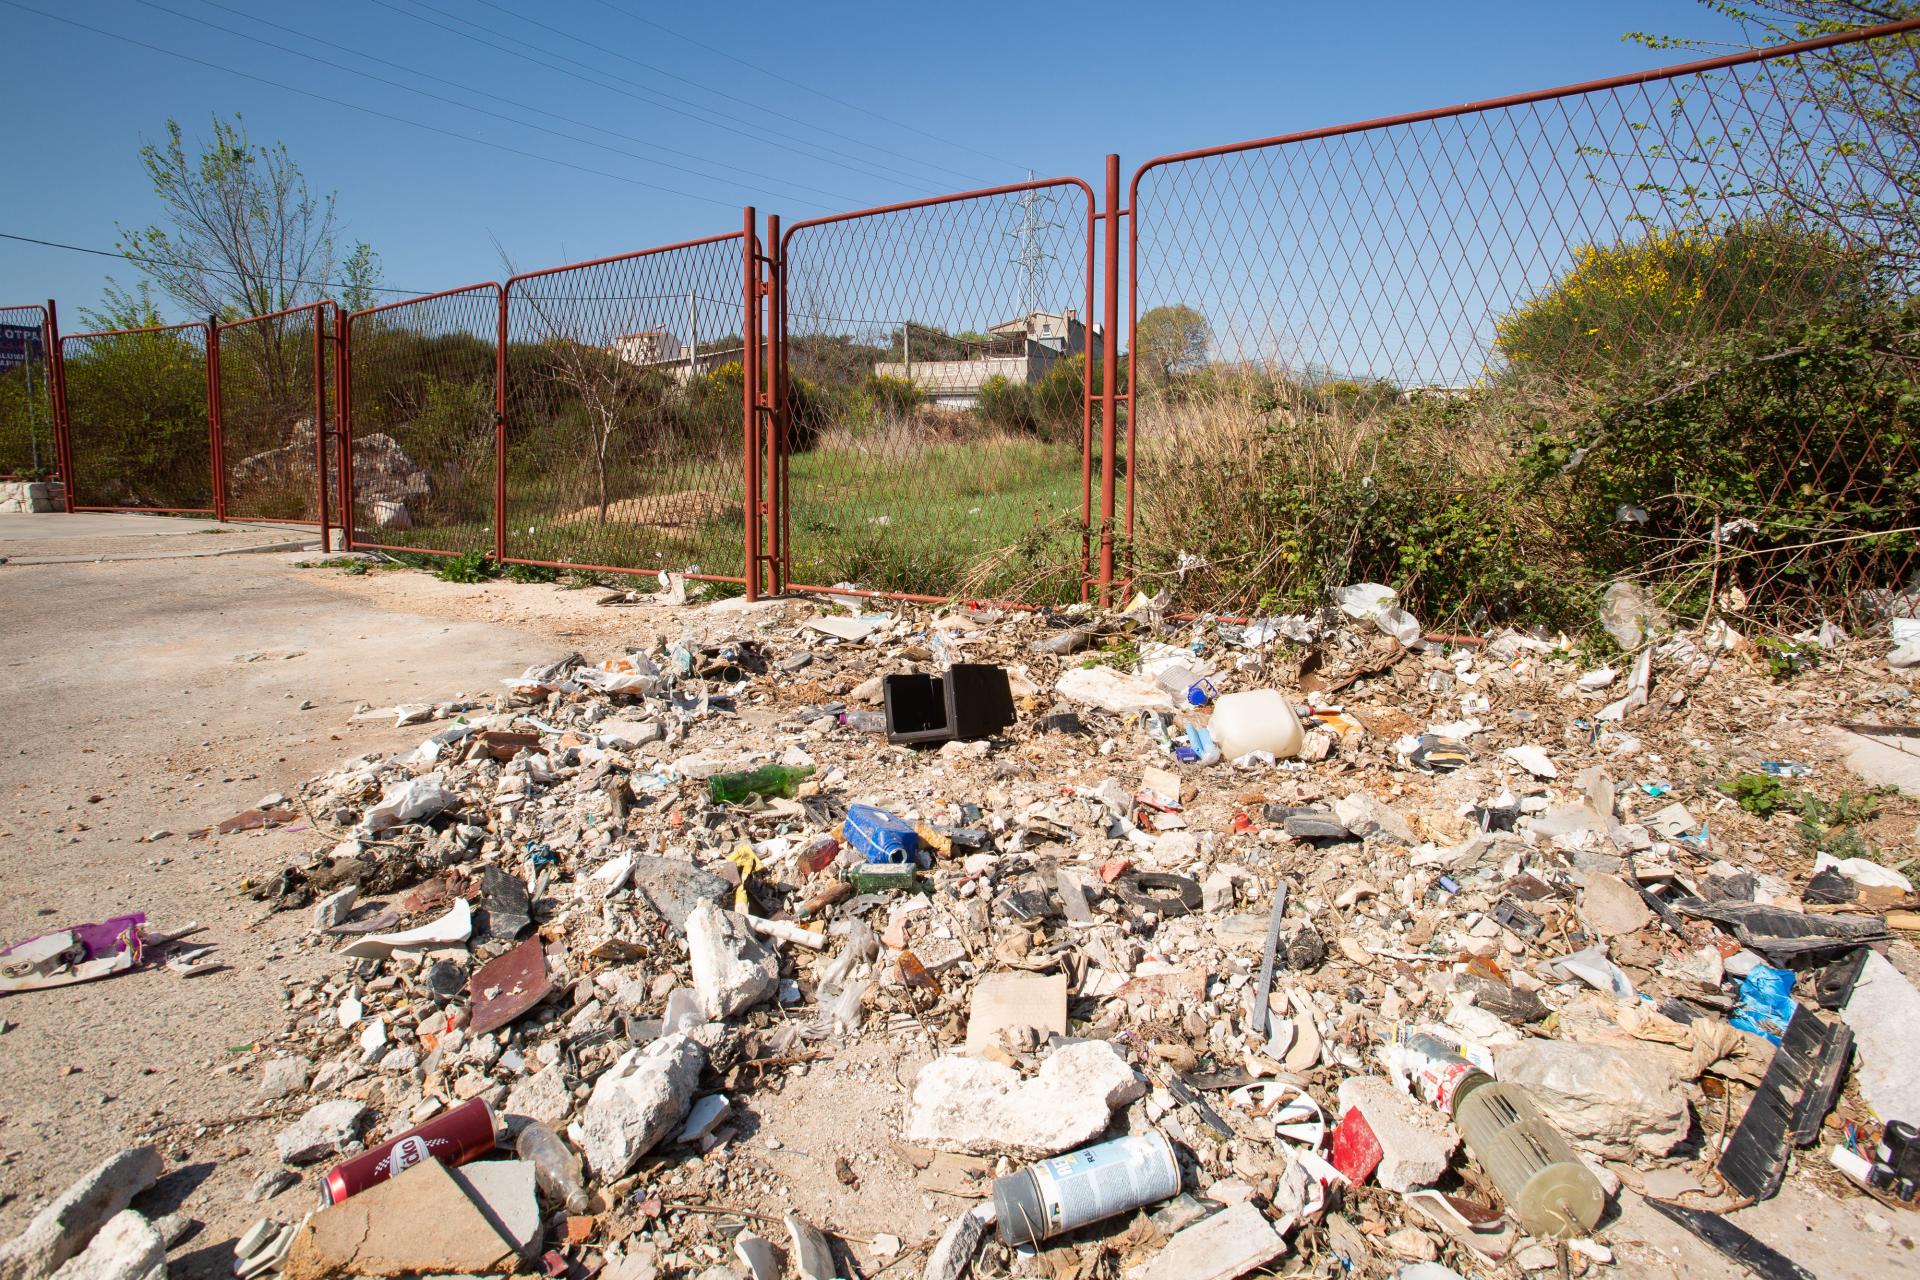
(557, 489), (738, 527)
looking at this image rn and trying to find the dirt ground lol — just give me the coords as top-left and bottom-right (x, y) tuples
(2, 514), (1917, 1280)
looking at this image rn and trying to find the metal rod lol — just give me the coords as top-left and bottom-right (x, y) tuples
(742, 206), (760, 602)
(494, 286), (508, 563)
(336, 304), (354, 548)
(314, 304), (330, 553)
(46, 299), (74, 512)
(765, 211), (783, 593)
(206, 317), (226, 522)
(1098, 155), (1121, 606)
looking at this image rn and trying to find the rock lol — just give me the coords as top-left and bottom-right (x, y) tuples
(628, 858), (732, 935)
(245, 1169), (298, 1203)
(1124, 1202), (1287, 1280)
(148, 1216), (192, 1251)
(1841, 948), (1920, 1123)
(258, 1055), (311, 1101)
(312, 885), (359, 930)
(447, 1160), (540, 1259)
(1494, 1040), (1688, 1159)
(276, 1100), (372, 1165)
(0, 1146), (163, 1280)
(1333, 793), (1415, 845)
(678, 1095), (731, 1144)
(923, 1205), (995, 1280)
(783, 1214), (835, 1280)
(1580, 874), (1650, 937)
(580, 1035), (706, 1179)
(904, 1039), (1146, 1158)
(504, 1064), (573, 1127)
(1202, 872), (1236, 913)
(1335, 1077), (1458, 1192)
(686, 902), (778, 1020)
(45, 1212), (163, 1280)
(1282, 811), (1351, 842)
(281, 1158), (518, 1280)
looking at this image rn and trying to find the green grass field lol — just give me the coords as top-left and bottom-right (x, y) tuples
(355, 433), (1090, 601)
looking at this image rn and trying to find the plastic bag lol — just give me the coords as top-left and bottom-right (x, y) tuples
(1730, 964), (1797, 1045)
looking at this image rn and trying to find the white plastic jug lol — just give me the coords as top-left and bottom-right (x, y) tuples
(1208, 689), (1303, 760)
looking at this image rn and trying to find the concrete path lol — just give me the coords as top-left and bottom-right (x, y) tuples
(0, 512), (317, 563)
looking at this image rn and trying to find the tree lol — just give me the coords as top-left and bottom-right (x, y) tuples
(1135, 305), (1211, 383)
(1624, 3), (1920, 273)
(114, 114), (381, 321)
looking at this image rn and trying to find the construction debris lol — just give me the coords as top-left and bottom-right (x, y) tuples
(31, 586), (1920, 1279)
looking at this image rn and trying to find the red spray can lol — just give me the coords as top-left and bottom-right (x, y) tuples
(321, 1097), (497, 1204)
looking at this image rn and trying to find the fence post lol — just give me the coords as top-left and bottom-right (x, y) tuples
(765, 211), (785, 594)
(494, 287), (508, 564)
(45, 298), (74, 513)
(207, 314), (227, 522)
(1098, 154), (1122, 606)
(313, 303), (330, 554)
(742, 207), (761, 601)
(336, 305), (355, 551)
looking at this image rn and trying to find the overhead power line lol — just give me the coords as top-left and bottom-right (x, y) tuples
(464, 0), (999, 190)
(373, 0), (950, 198)
(138, 0), (854, 211)
(589, 0), (1033, 177)
(0, 229), (428, 295)
(0, 2), (778, 212)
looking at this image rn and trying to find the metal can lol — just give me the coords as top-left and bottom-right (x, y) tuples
(992, 1131), (1181, 1247)
(321, 1097), (497, 1205)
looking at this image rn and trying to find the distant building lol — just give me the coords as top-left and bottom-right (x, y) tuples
(609, 329), (743, 384)
(873, 309), (1094, 408)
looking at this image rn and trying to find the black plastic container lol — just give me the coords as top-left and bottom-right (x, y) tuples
(882, 664), (1015, 745)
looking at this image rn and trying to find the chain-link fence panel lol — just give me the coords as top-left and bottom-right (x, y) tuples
(502, 236), (748, 581)
(62, 323), (214, 513)
(781, 181), (1097, 604)
(0, 306), (57, 482)
(344, 286), (501, 556)
(219, 304), (330, 524)
(1130, 22), (1920, 629)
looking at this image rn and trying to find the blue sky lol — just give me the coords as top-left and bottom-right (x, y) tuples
(0, 1), (1754, 322)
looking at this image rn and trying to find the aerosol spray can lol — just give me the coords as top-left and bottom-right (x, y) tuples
(321, 1097), (497, 1205)
(991, 1131), (1182, 1247)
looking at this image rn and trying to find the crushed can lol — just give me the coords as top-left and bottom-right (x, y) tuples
(321, 1097), (496, 1204)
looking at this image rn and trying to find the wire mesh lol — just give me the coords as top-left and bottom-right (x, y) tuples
(1129, 24), (1920, 628)
(218, 304), (329, 523)
(781, 182), (1097, 603)
(62, 323), (213, 512)
(0, 305), (56, 482)
(502, 236), (747, 580)
(344, 286), (501, 555)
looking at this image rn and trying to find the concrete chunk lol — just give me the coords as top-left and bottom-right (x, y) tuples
(447, 1160), (541, 1259)
(257, 1055), (311, 1101)
(281, 1158), (517, 1280)
(905, 1039), (1145, 1158)
(504, 1063), (573, 1127)
(1333, 793), (1415, 845)
(45, 1212), (163, 1280)
(1842, 948), (1920, 1123)
(1493, 1040), (1687, 1160)
(276, 1099), (372, 1165)
(687, 902), (778, 1020)
(0, 1146), (163, 1280)
(1123, 1202), (1286, 1280)
(1335, 1077), (1458, 1192)
(580, 1034), (705, 1180)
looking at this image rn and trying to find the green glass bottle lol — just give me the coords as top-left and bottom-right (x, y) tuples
(706, 764), (815, 805)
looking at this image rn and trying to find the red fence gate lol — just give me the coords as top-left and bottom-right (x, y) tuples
(778, 180), (1099, 605)
(216, 302), (335, 540)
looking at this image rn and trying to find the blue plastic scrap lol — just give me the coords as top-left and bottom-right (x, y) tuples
(842, 803), (920, 865)
(1731, 964), (1799, 1044)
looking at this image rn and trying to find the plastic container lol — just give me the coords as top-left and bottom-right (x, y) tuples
(514, 1120), (589, 1214)
(992, 1131), (1182, 1247)
(841, 804), (920, 864)
(1207, 689), (1303, 760)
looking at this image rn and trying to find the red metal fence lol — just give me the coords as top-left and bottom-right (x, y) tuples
(62, 321), (217, 514)
(779, 180), (1098, 604)
(0, 304), (58, 483)
(217, 302), (335, 541)
(16, 19), (1920, 625)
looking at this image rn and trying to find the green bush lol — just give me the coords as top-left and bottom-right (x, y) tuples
(975, 375), (1037, 433)
(860, 373), (922, 417)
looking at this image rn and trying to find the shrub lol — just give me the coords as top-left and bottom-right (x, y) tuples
(860, 373), (922, 417)
(975, 375), (1037, 433)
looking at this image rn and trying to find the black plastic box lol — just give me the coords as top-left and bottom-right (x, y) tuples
(882, 664), (1015, 745)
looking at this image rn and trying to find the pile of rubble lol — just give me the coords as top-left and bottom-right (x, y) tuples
(8, 579), (1920, 1280)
